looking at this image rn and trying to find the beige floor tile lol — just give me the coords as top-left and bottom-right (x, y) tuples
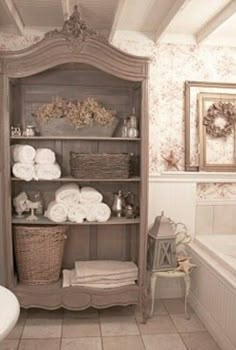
(0, 340), (19, 350)
(142, 334), (187, 350)
(181, 331), (222, 350)
(99, 305), (136, 318)
(18, 339), (61, 350)
(22, 318), (62, 338)
(170, 314), (206, 333)
(102, 335), (145, 350)
(64, 308), (98, 319)
(163, 298), (193, 315)
(6, 314), (26, 339)
(61, 337), (102, 350)
(138, 315), (177, 335)
(62, 318), (100, 337)
(27, 308), (64, 319)
(136, 300), (167, 322)
(100, 316), (139, 336)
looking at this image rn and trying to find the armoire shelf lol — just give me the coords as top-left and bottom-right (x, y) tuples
(11, 177), (141, 182)
(0, 14), (149, 318)
(12, 217), (140, 225)
(10, 136), (141, 141)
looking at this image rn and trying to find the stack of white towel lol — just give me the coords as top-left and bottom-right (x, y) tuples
(45, 184), (111, 223)
(11, 145), (61, 181)
(63, 260), (138, 288)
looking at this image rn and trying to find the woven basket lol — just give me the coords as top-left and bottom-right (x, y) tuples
(70, 152), (130, 179)
(14, 225), (67, 285)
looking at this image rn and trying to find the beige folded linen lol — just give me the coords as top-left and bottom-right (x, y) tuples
(11, 144), (36, 164)
(74, 260), (138, 279)
(12, 163), (35, 181)
(35, 148), (56, 164)
(62, 269), (136, 289)
(34, 163), (61, 180)
(45, 201), (68, 223)
(73, 271), (138, 283)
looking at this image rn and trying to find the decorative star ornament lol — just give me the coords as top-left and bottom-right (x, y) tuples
(162, 150), (180, 170)
(176, 256), (196, 274)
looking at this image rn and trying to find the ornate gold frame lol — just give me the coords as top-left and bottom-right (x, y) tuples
(184, 81), (236, 171)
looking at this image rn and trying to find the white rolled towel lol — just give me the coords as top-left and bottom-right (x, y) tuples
(45, 201), (68, 223)
(75, 260), (138, 279)
(80, 186), (103, 204)
(12, 163), (35, 181)
(68, 204), (88, 223)
(55, 184), (80, 206)
(34, 163), (61, 180)
(35, 148), (56, 164)
(87, 203), (111, 222)
(11, 144), (36, 164)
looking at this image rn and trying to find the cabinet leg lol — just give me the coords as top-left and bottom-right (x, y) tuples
(184, 274), (191, 320)
(140, 286), (148, 324)
(149, 274), (157, 318)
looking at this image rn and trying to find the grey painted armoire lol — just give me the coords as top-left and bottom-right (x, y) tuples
(0, 10), (149, 317)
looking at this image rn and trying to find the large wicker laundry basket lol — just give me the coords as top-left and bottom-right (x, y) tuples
(14, 225), (67, 285)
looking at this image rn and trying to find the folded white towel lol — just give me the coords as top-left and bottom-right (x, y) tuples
(34, 163), (61, 180)
(62, 269), (136, 289)
(87, 203), (111, 222)
(12, 163), (35, 181)
(80, 186), (103, 204)
(35, 148), (56, 164)
(45, 201), (68, 223)
(11, 144), (36, 164)
(68, 204), (88, 223)
(74, 260), (138, 279)
(55, 184), (80, 206)
(72, 271), (138, 283)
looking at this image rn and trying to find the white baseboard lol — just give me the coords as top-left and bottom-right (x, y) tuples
(189, 291), (235, 350)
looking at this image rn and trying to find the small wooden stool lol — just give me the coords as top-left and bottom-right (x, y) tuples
(149, 270), (192, 320)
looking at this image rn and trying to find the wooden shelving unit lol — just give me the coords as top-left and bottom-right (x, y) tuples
(11, 177), (141, 182)
(12, 216), (140, 225)
(0, 17), (149, 317)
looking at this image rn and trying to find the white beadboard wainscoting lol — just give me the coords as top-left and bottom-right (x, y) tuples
(188, 242), (236, 350)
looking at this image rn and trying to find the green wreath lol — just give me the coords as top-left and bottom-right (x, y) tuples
(203, 101), (236, 138)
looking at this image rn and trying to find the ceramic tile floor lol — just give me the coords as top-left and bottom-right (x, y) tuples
(1, 298), (222, 350)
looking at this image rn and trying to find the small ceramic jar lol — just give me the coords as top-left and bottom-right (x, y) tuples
(24, 125), (36, 137)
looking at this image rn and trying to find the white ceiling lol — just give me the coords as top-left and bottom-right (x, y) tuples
(0, 0), (236, 46)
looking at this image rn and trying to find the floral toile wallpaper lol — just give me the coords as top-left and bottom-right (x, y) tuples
(197, 183), (236, 200)
(1, 31), (236, 174)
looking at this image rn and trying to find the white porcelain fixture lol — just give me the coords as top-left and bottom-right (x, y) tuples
(0, 286), (20, 341)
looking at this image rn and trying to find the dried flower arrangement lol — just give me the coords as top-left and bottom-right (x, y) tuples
(203, 101), (236, 138)
(34, 96), (116, 129)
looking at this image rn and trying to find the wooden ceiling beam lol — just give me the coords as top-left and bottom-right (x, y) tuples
(155, 0), (190, 42)
(196, 0), (236, 44)
(109, 0), (126, 43)
(2, 0), (24, 35)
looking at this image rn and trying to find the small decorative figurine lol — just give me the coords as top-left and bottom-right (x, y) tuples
(25, 199), (41, 221)
(11, 125), (22, 137)
(13, 192), (28, 217)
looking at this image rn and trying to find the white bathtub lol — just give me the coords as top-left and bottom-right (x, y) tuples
(188, 235), (236, 350)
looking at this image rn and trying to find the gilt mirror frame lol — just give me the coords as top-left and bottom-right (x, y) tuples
(185, 81), (236, 172)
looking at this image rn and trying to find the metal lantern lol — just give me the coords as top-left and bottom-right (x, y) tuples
(147, 211), (177, 271)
